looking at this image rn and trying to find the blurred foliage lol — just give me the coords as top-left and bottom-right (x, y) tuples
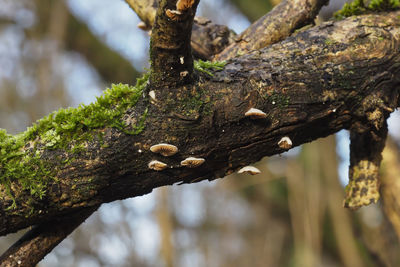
(228, 0), (274, 21)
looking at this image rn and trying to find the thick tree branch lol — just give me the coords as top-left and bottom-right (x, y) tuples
(0, 11), (399, 239)
(215, 0), (329, 60)
(0, 206), (98, 267)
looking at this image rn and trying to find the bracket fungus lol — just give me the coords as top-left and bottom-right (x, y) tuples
(150, 143), (178, 156)
(176, 0), (195, 11)
(238, 166), (261, 175)
(180, 157), (205, 168)
(245, 108), (267, 119)
(148, 160), (168, 171)
(180, 71), (189, 77)
(137, 21), (150, 31)
(278, 136), (292, 150)
(165, 9), (182, 21)
(149, 90), (156, 101)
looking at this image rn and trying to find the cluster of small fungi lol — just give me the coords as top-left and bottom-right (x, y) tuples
(148, 143), (205, 171)
(147, 107), (294, 177)
(165, 0), (195, 21)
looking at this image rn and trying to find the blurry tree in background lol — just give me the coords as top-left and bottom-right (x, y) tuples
(1, 0), (400, 266)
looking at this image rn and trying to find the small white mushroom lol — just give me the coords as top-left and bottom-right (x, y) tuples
(165, 9), (182, 21)
(148, 160), (168, 171)
(180, 71), (189, 77)
(176, 0), (195, 11)
(149, 90), (156, 101)
(150, 143), (178, 156)
(238, 166), (261, 175)
(180, 56), (184, 64)
(181, 157), (205, 168)
(278, 136), (293, 150)
(245, 108), (267, 119)
(137, 21), (150, 31)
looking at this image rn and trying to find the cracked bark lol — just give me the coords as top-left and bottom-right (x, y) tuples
(1, 2), (400, 265)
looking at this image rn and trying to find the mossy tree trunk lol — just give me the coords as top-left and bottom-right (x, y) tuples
(1, 0), (400, 265)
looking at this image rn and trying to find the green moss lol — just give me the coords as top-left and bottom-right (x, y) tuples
(324, 38), (336, 45)
(334, 0), (366, 18)
(194, 60), (226, 76)
(334, 0), (399, 19)
(266, 92), (290, 109)
(0, 73), (149, 208)
(0, 130), (50, 209)
(369, 0), (399, 10)
(180, 91), (212, 117)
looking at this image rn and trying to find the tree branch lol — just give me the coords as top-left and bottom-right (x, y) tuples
(149, 0), (200, 86)
(215, 0), (329, 60)
(0, 206), (98, 267)
(0, 10), (399, 240)
(126, 0), (235, 60)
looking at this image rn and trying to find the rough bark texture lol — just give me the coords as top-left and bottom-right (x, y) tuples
(345, 123), (388, 209)
(0, 11), (399, 238)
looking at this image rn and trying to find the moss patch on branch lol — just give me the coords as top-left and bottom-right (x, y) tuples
(0, 73), (149, 208)
(335, 0), (399, 18)
(194, 60), (226, 76)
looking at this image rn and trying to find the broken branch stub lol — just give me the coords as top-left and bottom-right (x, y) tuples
(149, 0), (200, 88)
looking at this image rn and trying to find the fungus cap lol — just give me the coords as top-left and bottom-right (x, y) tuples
(245, 108), (267, 119)
(165, 9), (182, 21)
(238, 166), (261, 175)
(148, 160), (168, 171)
(149, 90), (156, 101)
(180, 157), (205, 168)
(150, 143), (178, 156)
(278, 136), (292, 150)
(176, 0), (195, 11)
(137, 21), (150, 31)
